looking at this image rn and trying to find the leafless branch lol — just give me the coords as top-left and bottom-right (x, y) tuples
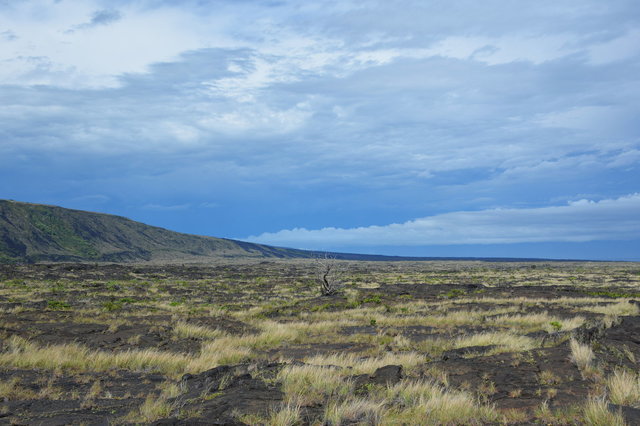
(315, 253), (341, 296)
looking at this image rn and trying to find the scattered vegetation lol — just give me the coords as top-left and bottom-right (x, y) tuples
(0, 260), (638, 423)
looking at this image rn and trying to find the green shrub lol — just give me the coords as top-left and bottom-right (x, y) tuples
(550, 321), (562, 331)
(47, 300), (71, 310)
(444, 289), (466, 299)
(362, 294), (382, 304)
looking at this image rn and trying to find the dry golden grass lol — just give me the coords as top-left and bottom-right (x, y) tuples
(0, 377), (38, 400)
(582, 300), (640, 317)
(324, 398), (386, 425)
(413, 330), (539, 357)
(486, 312), (585, 332)
(186, 339), (254, 372)
(186, 319), (345, 352)
(454, 331), (537, 354)
(455, 295), (637, 309)
(379, 380), (499, 424)
(0, 335), (258, 377)
(122, 393), (174, 422)
(0, 336), (184, 373)
(277, 364), (352, 406)
(266, 403), (301, 426)
(583, 397), (626, 426)
(570, 339), (595, 372)
(538, 370), (561, 386)
(303, 351), (427, 375)
(276, 363), (499, 425)
(173, 321), (226, 340)
(120, 376), (187, 421)
(300, 300), (595, 338)
(607, 369), (640, 406)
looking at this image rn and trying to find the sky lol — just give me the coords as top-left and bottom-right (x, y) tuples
(1, 1), (639, 261)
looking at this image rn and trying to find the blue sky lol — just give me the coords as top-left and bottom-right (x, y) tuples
(1, 0), (639, 260)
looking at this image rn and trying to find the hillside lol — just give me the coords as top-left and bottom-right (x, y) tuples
(0, 200), (313, 263)
(0, 200), (578, 264)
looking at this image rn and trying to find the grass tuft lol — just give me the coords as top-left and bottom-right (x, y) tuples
(267, 403), (301, 426)
(570, 339), (595, 371)
(278, 364), (351, 406)
(173, 321), (226, 340)
(583, 397), (625, 426)
(304, 352), (426, 375)
(324, 398), (386, 425)
(380, 380), (499, 424)
(607, 369), (640, 406)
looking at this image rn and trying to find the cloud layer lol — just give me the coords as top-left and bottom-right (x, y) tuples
(247, 194), (640, 248)
(0, 1), (638, 257)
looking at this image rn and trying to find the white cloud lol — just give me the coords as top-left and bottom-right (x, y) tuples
(197, 100), (314, 135)
(0, 0), (613, 91)
(587, 29), (640, 65)
(141, 203), (191, 211)
(247, 194), (640, 247)
(0, 0), (231, 88)
(534, 106), (635, 136)
(1, 0), (638, 246)
(425, 33), (574, 65)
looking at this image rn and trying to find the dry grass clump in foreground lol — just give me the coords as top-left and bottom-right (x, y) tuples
(583, 397), (626, 426)
(265, 403), (302, 426)
(379, 380), (499, 424)
(123, 393), (174, 423)
(324, 398), (386, 425)
(607, 369), (640, 406)
(120, 381), (183, 423)
(278, 364), (351, 405)
(277, 364), (499, 425)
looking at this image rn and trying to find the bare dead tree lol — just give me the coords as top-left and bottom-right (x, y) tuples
(315, 253), (341, 296)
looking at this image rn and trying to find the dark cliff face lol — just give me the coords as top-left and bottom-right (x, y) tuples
(0, 200), (311, 263)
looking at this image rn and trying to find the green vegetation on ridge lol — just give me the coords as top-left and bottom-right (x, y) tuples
(0, 200), (313, 263)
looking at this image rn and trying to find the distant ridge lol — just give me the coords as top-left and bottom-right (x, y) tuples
(0, 200), (586, 264)
(0, 200), (315, 263)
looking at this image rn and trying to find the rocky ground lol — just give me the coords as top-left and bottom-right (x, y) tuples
(0, 261), (639, 424)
